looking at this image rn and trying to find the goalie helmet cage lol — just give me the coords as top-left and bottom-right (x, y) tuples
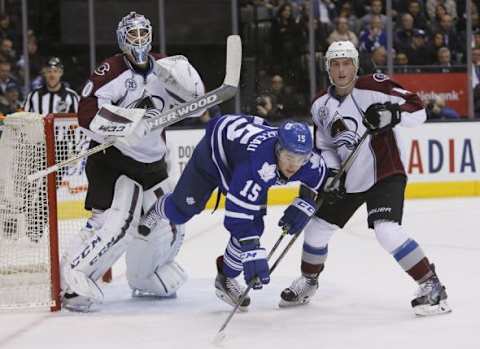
(0, 112), (111, 312)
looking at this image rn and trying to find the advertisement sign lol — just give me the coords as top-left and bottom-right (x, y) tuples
(393, 72), (468, 116)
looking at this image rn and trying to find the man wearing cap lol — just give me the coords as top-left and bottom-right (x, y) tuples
(23, 57), (79, 114)
(405, 29), (431, 65)
(0, 81), (22, 116)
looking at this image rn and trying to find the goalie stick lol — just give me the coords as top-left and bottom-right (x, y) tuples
(213, 130), (369, 344)
(28, 35), (242, 182)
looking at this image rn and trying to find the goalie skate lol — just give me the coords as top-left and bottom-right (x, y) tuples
(62, 292), (97, 312)
(214, 273), (250, 311)
(279, 275), (319, 307)
(411, 273), (451, 316)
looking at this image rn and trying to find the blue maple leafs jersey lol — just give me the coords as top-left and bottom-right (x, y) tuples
(205, 114), (327, 240)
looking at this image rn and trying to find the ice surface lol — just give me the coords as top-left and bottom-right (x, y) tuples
(1, 197), (479, 349)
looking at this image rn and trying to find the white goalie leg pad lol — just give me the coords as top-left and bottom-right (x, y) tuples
(126, 179), (186, 295)
(61, 175), (143, 300)
(131, 261), (187, 297)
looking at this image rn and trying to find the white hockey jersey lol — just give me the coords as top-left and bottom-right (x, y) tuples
(311, 73), (426, 193)
(78, 53), (204, 163)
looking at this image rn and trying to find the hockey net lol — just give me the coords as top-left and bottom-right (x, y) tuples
(0, 112), (109, 311)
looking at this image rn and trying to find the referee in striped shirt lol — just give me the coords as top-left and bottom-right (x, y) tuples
(24, 57), (79, 114)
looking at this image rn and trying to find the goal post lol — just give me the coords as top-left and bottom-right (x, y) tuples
(0, 112), (110, 311)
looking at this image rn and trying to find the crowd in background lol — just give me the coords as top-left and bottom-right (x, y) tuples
(1, 0), (480, 129)
(241, 0), (480, 122)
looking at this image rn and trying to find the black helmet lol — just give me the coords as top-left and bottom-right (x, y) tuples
(45, 57), (64, 70)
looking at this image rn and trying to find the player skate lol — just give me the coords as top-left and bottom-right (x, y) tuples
(137, 195), (168, 237)
(411, 264), (451, 316)
(279, 273), (319, 307)
(214, 257), (250, 311)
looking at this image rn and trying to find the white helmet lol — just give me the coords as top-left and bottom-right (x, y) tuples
(117, 12), (152, 65)
(325, 41), (359, 84)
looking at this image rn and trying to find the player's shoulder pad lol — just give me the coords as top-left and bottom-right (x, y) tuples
(311, 91), (331, 127)
(81, 54), (129, 98)
(151, 52), (167, 61)
(355, 73), (405, 94)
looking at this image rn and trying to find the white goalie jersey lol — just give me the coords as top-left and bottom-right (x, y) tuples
(78, 53), (205, 163)
(311, 73), (426, 193)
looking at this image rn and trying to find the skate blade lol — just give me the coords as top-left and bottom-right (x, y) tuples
(413, 300), (452, 317)
(278, 297), (311, 308)
(215, 289), (248, 312)
(132, 289), (177, 299)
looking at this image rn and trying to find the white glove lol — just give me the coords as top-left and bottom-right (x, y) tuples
(115, 118), (152, 148)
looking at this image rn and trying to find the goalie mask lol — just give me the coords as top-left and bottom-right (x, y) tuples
(117, 12), (152, 65)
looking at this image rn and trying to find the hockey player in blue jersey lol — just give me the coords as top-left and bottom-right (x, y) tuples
(139, 114), (327, 309)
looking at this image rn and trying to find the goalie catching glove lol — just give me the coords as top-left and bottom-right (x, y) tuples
(239, 237), (270, 289)
(363, 102), (401, 134)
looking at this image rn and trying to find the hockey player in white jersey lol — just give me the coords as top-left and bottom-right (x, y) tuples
(60, 12), (206, 311)
(280, 41), (451, 316)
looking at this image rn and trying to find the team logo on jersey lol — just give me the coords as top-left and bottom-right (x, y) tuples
(372, 73), (389, 82)
(81, 80), (94, 97)
(94, 62), (110, 76)
(258, 162), (276, 182)
(330, 114), (361, 150)
(186, 197), (196, 205)
(313, 106), (329, 127)
(125, 78), (137, 91)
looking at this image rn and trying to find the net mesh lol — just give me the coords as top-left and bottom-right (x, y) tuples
(0, 113), (89, 310)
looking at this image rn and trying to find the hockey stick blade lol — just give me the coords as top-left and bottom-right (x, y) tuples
(27, 35), (242, 182)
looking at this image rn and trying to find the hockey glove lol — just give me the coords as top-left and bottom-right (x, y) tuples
(319, 168), (346, 205)
(239, 237), (270, 289)
(363, 102), (401, 134)
(116, 118), (152, 148)
(279, 197), (316, 235)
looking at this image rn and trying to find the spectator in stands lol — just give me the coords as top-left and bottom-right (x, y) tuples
(426, 94), (460, 119)
(0, 81), (22, 116)
(337, 1), (359, 35)
(426, 31), (445, 62)
(16, 34), (45, 86)
(472, 47), (480, 88)
(313, 0), (337, 27)
(474, 84), (480, 118)
(473, 29), (480, 48)
(436, 46), (453, 71)
(271, 2), (304, 84)
(255, 74), (303, 123)
(395, 52), (409, 65)
(358, 0), (387, 33)
(327, 16), (358, 47)
(426, 0), (457, 21)
(435, 14), (463, 62)
(407, 0), (430, 31)
(370, 45), (387, 69)
(359, 14), (387, 53)
(395, 13), (416, 53)
(0, 13), (15, 42)
(405, 29), (431, 65)
(0, 38), (16, 66)
(0, 61), (18, 96)
(358, 45), (386, 75)
(23, 57), (79, 114)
